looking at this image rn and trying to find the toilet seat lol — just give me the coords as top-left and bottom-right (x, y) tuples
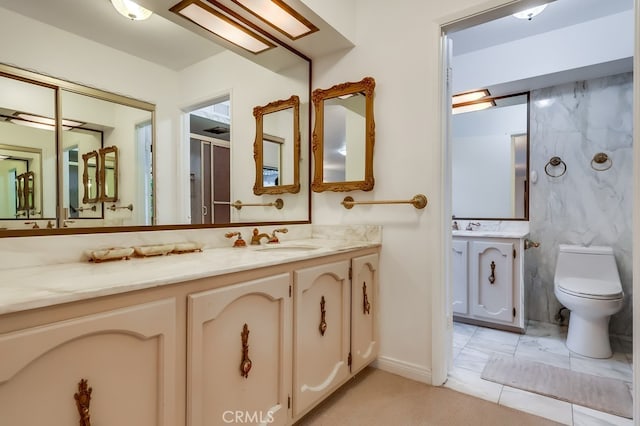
(557, 277), (623, 300)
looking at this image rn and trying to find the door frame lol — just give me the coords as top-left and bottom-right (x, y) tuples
(433, 2), (639, 421)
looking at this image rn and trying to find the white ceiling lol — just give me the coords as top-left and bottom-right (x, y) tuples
(449, 0), (634, 56)
(0, 0), (353, 71)
(0, 0), (228, 70)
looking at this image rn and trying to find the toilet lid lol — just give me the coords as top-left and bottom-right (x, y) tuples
(557, 277), (623, 299)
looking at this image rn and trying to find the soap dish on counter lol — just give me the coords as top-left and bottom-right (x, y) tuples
(133, 244), (175, 257)
(88, 247), (134, 263)
(172, 242), (204, 254)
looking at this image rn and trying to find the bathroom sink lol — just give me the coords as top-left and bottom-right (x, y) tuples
(254, 245), (320, 253)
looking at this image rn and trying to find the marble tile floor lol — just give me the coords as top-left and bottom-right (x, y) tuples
(446, 320), (634, 426)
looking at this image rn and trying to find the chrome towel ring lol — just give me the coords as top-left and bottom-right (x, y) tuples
(545, 156), (567, 178)
(591, 152), (612, 172)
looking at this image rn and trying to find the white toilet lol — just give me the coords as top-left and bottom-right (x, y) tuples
(554, 244), (624, 358)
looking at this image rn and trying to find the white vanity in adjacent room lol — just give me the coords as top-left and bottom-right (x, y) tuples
(452, 228), (529, 332)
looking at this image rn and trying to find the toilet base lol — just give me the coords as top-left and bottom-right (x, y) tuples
(566, 313), (612, 359)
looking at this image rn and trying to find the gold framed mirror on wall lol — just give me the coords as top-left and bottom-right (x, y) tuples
(311, 76), (375, 192)
(253, 95), (300, 195)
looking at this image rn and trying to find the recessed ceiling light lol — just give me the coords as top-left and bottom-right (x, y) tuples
(452, 101), (495, 115)
(231, 0), (318, 40)
(171, 0), (275, 54)
(452, 89), (490, 105)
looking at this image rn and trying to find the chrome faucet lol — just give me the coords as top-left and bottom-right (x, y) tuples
(465, 222), (481, 231)
(24, 221), (39, 229)
(452, 221), (459, 230)
(250, 228), (271, 245)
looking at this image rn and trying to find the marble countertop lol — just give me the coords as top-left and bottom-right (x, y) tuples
(452, 230), (530, 238)
(0, 238), (380, 316)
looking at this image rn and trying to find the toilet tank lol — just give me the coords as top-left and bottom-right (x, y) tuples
(555, 244), (620, 282)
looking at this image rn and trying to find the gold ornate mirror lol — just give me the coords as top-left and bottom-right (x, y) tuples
(311, 77), (375, 192)
(99, 145), (118, 202)
(253, 95), (300, 195)
(82, 151), (99, 204)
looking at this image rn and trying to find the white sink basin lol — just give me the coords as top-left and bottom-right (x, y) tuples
(254, 245), (320, 252)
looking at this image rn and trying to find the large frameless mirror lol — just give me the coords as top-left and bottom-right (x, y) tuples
(451, 92), (529, 220)
(311, 77), (376, 192)
(0, 0), (311, 235)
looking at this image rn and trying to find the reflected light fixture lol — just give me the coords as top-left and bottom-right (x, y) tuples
(111, 0), (153, 21)
(231, 0), (318, 40)
(512, 4), (547, 20)
(171, 0), (275, 54)
(452, 101), (495, 115)
(452, 89), (490, 105)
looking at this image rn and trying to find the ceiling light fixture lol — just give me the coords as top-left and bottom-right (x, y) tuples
(0, 155), (9, 160)
(171, 0), (275, 54)
(16, 113), (83, 128)
(512, 5), (547, 21)
(231, 0), (318, 40)
(452, 89), (490, 105)
(110, 0), (153, 21)
(452, 101), (495, 115)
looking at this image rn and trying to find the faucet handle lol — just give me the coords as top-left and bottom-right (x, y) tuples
(24, 221), (39, 229)
(268, 228), (288, 243)
(225, 232), (246, 248)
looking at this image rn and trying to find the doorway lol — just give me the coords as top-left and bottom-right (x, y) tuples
(439, 0), (636, 423)
(187, 96), (231, 225)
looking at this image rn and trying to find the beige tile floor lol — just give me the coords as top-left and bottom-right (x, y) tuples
(447, 320), (634, 426)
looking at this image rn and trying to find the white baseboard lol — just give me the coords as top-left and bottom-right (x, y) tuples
(372, 356), (432, 384)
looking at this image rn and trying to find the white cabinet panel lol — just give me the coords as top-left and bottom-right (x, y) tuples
(188, 274), (292, 426)
(293, 260), (350, 417)
(351, 253), (378, 374)
(452, 239), (469, 315)
(0, 299), (177, 426)
(470, 240), (514, 323)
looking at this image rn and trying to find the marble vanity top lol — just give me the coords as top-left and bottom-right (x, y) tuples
(452, 230), (529, 239)
(0, 237), (380, 316)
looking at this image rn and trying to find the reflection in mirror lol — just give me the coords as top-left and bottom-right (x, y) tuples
(61, 90), (153, 226)
(253, 95), (300, 195)
(0, 74), (56, 222)
(451, 92), (529, 220)
(100, 146), (118, 202)
(82, 151), (100, 205)
(312, 77), (375, 192)
(189, 97), (231, 225)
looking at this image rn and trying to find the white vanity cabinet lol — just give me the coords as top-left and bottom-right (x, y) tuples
(453, 235), (525, 331)
(0, 245), (380, 426)
(187, 274), (292, 426)
(0, 299), (177, 426)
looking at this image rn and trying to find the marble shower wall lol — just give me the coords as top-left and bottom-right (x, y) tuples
(525, 72), (633, 337)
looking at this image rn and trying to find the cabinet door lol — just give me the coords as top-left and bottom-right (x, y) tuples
(452, 239), (469, 315)
(470, 241), (514, 323)
(351, 253), (378, 374)
(293, 260), (350, 417)
(188, 274), (291, 426)
(0, 299), (177, 426)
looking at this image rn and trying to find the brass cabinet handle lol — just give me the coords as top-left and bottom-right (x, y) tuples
(362, 282), (371, 315)
(74, 378), (92, 426)
(240, 323), (252, 378)
(488, 261), (496, 284)
(319, 296), (327, 336)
